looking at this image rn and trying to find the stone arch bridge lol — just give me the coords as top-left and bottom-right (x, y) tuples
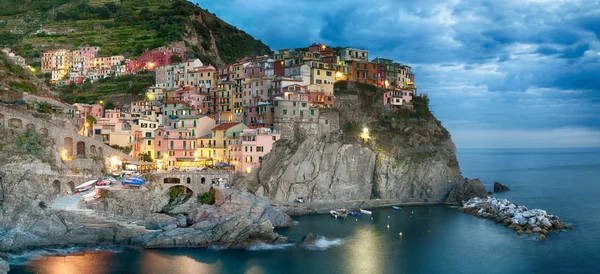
(145, 171), (232, 196)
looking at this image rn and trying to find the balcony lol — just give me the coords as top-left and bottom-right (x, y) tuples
(164, 135), (195, 140)
(168, 146), (195, 150)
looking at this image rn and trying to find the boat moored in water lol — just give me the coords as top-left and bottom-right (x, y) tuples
(330, 209), (348, 218)
(348, 210), (362, 217)
(392, 205), (402, 210)
(360, 209), (372, 215)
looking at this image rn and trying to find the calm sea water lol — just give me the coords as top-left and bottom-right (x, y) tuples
(9, 148), (600, 274)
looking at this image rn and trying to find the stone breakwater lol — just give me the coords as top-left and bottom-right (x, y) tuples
(458, 197), (572, 239)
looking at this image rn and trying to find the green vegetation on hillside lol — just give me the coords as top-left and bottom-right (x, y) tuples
(1, 0), (271, 65)
(54, 73), (154, 104)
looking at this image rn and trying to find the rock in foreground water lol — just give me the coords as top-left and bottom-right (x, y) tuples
(0, 258), (8, 274)
(458, 197), (572, 239)
(493, 182), (510, 192)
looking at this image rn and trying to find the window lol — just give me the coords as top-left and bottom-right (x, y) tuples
(325, 120), (329, 124)
(326, 71), (332, 76)
(302, 103), (307, 107)
(245, 156), (252, 163)
(257, 146), (264, 152)
(147, 140), (151, 146)
(169, 151), (175, 156)
(158, 141), (161, 146)
(283, 109), (287, 115)
(316, 79), (322, 84)
(317, 70), (321, 75)
(259, 156), (263, 162)
(170, 141), (174, 148)
(250, 146), (253, 152)
(311, 109), (315, 115)
(245, 146), (248, 152)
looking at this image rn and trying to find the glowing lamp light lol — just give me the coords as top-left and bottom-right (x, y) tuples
(336, 72), (342, 78)
(246, 166), (252, 173)
(360, 127), (370, 140)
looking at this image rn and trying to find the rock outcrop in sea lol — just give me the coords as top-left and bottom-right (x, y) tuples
(494, 182), (510, 192)
(458, 197), (572, 239)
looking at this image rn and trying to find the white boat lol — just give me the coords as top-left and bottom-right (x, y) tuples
(330, 209), (348, 218)
(82, 189), (100, 202)
(360, 209), (372, 215)
(74, 180), (96, 193)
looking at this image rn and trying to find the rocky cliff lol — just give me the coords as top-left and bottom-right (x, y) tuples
(238, 82), (485, 204)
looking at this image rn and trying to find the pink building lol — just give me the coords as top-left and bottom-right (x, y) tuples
(383, 89), (414, 107)
(126, 47), (185, 72)
(154, 127), (196, 168)
(234, 128), (280, 173)
(244, 62), (266, 78)
(74, 103), (104, 118)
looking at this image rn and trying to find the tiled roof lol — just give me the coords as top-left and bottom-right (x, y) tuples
(212, 122), (241, 131)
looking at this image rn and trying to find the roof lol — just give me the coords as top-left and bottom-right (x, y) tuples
(212, 122), (241, 131)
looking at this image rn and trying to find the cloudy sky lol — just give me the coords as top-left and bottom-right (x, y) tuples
(194, 0), (600, 148)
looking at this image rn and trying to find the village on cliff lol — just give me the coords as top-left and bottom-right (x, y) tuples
(3, 44), (417, 174)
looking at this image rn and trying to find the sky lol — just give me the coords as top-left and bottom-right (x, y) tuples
(193, 0), (600, 148)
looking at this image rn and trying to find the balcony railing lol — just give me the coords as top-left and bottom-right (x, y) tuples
(163, 135), (195, 139)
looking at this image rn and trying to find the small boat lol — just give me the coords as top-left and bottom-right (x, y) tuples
(122, 176), (147, 188)
(82, 189), (100, 202)
(330, 209), (348, 218)
(348, 210), (362, 217)
(392, 205), (402, 210)
(74, 180), (96, 193)
(95, 177), (115, 188)
(360, 209), (372, 215)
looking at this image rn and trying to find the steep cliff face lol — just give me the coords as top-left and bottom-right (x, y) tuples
(239, 82), (482, 204)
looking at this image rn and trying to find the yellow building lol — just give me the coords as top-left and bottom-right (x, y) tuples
(196, 122), (248, 164)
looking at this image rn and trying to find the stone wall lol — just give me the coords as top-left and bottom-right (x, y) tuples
(274, 108), (340, 141)
(0, 104), (135, 176)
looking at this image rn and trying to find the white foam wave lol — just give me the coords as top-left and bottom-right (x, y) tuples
(304, 237), (344, 250)
(247, 243), (295, 251)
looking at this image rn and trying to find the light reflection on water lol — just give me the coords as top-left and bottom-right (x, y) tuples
(140, 250), (222, 274)
(344, 226), (385, 274)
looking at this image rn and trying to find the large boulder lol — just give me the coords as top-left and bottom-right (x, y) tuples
(0, 258), (8, 274)
(217, 189), (293, 228)
(144, 213), (178, 231)
(494, 182), (510, 192)
(446, 178), (488, 204)
(299, 233), (318, 247)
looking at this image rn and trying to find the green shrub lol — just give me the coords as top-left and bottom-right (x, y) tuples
(198, 192), (215, 205)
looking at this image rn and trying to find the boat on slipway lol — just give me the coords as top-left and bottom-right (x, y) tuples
(74, 180), (97, 193)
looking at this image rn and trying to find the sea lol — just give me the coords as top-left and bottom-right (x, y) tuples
(8, 148), (600, 274)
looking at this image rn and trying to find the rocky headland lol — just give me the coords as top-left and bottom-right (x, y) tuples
(458, 197), (572, 239)
(237, 82), (487, 205)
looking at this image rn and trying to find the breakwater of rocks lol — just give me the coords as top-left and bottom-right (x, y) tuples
(458, 197), (572, 240)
